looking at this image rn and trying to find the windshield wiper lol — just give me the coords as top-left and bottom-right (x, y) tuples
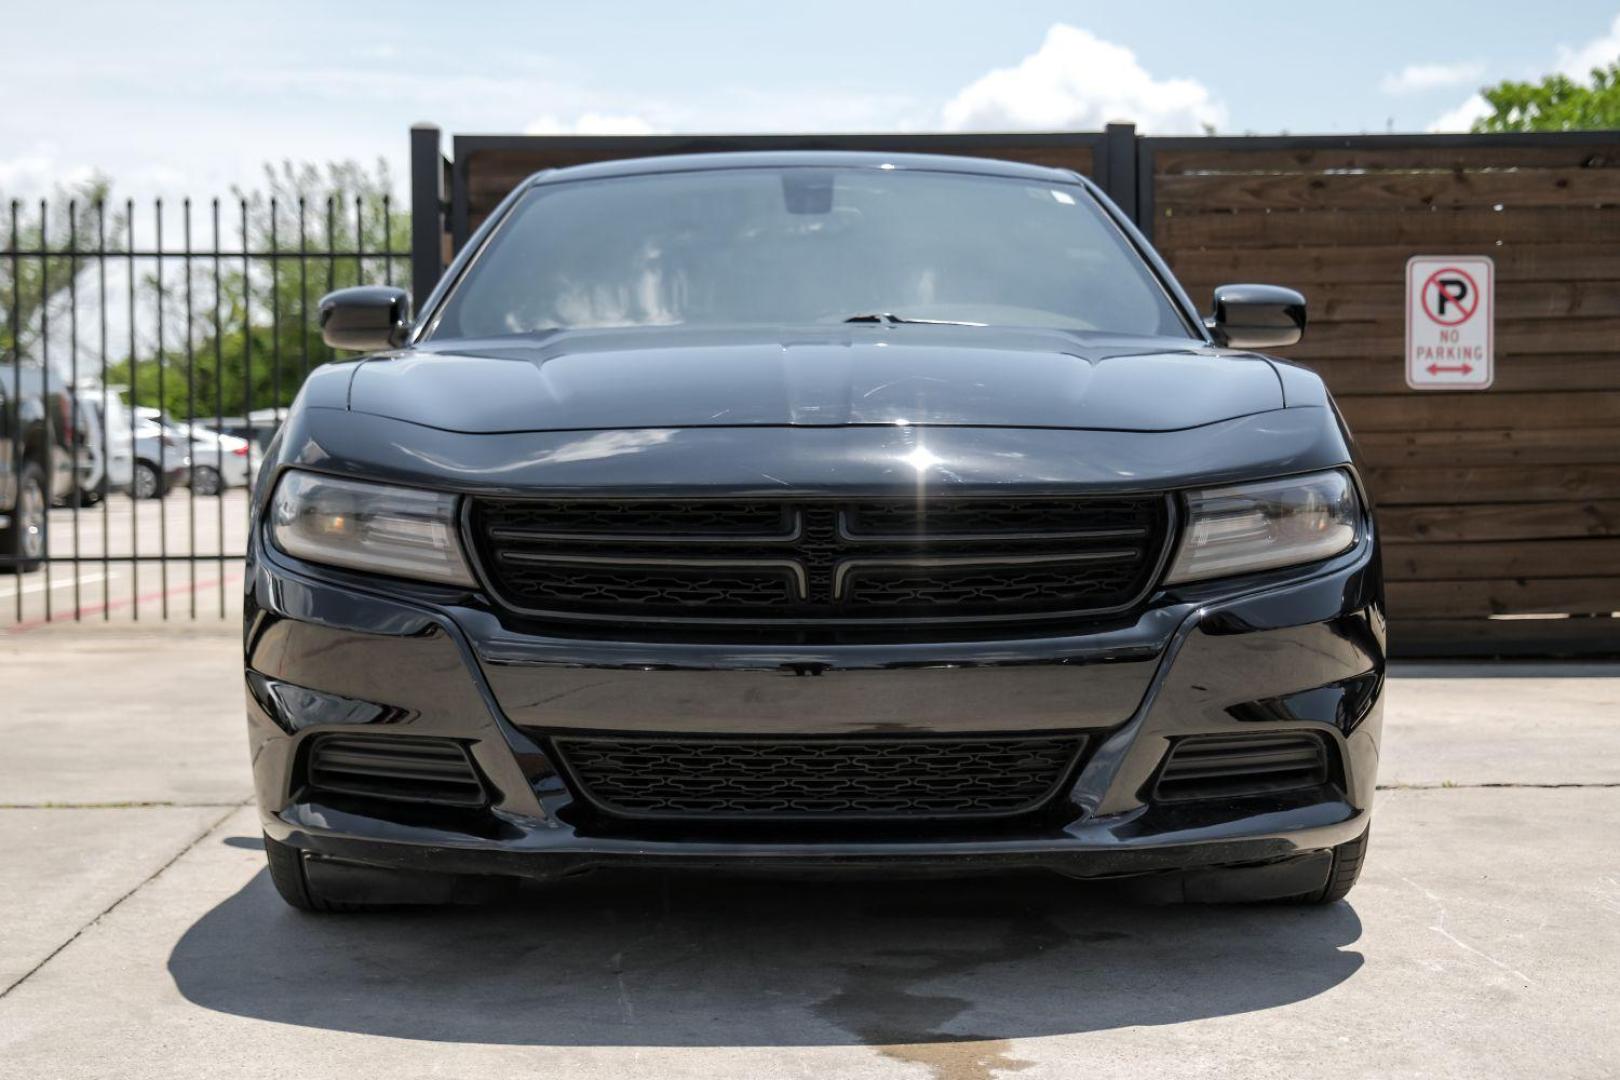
(842, 312), (986, 327)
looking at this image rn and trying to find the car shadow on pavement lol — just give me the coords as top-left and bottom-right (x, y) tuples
(169, 862), (1362, 1066)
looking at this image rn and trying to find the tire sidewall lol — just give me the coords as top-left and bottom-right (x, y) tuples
(193, 466), (222, 497)
(134, 462), (160, 499)
(4, 463), (48, 571)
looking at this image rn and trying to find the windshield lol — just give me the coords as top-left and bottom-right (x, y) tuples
(429, 166), (1191, 340)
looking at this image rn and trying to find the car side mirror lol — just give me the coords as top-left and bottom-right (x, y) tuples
(318, 286), (412, 352)
(1206, 284), (1306, 350)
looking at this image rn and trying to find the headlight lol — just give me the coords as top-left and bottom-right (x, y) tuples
(269, 471), (475, 586)
(1165, 469), (1360, 584)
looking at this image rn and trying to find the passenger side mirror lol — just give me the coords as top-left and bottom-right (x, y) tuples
(1206, 284), (1306, 350)
(318, 286), (412, 352)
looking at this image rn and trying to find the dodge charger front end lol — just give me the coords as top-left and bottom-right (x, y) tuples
(245, 152), (1383, 911)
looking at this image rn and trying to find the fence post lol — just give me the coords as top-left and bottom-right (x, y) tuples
(409, 123), (444, 308)
(1104, 122), (1138, 224)
(1134, 135), (1157, 242)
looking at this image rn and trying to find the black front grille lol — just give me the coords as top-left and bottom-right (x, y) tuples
(843, 498), (1157, 537)
(497, 563), (794, 611)
(553, 735), (1086, 821)
(1152, 733), (1331, 803)
(304, 734), (487, 808)
(469, 496), (1170, 627)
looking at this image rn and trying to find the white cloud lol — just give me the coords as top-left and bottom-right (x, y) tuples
(1557, 13), (1620, 77)
(0, 146), (97, 195)
(940, 24), (1225, 134)
(524, 112), (660, 136)
(1427, 12), (1620, 131)
(1380, 61), (1485, 95)
(1426, 93), (1492, 132)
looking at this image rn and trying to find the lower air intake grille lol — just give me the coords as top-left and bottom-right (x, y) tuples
(553, 735), (1086, 821)
(1153, 733), (1330, 802)
(304, 734), (486, 808)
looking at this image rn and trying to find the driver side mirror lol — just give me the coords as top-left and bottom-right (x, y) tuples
(1206, 284), (1306, 350)
(318, 286), (412, 352)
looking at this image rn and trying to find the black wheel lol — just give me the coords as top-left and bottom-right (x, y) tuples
(263, 833), (514, 913)
(1288, 827), (1370, 905)
(132, 461), (164, 500)
(191, 465), (222, 497)
(264, 834), (374, 913)
(1115, 825), (1371, 905)
(2, 461), (48, 572)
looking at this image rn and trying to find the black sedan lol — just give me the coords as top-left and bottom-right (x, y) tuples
(246, 151), (1382, 911)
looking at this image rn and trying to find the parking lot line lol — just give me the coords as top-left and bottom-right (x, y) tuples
(0, 571), (109, 599)
(3, 569), (242, 633)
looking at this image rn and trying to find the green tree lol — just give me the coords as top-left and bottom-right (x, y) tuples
(111, 159), (409, 420)
(1, 178), (122, 367)
(1473, 59), (1620, 132)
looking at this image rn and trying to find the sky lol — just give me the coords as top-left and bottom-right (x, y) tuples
(5, 1), (1620, 205)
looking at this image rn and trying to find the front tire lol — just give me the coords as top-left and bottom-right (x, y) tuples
(2, 462), (48, 572)
(1116, 825), (1371, 905)
(1290, 828), (1370, 905)
(263, 834), (373, 913)
(132, 461), (164, 500)
(263, 833), (514, 913)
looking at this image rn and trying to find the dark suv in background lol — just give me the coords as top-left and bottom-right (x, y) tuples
(246, 152), (1383, 912)
(1, 362), (74, 571)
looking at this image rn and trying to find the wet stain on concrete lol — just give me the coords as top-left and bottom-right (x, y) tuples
(812, 884), (1084, 1080)
(875, 1038), (1033, 1080)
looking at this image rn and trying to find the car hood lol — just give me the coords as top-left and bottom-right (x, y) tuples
(347, 327), (1284, 434)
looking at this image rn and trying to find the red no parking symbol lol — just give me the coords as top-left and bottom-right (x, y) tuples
(1420, 267), (1480, 327)
(1406, 254), (1493, 390)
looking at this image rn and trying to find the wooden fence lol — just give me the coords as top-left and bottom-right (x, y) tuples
(410, 126), (1620, 657)
(428, 130), (1108, 252)
(1140, 134), (1620, 656)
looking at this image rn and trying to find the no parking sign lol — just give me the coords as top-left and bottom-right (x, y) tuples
(1406, 255), (1494, 390)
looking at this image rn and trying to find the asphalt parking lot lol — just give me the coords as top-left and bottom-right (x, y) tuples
(1, 625), (1616, 1079)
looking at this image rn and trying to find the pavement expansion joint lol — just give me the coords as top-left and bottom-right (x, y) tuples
(0, 799), (250, 1001)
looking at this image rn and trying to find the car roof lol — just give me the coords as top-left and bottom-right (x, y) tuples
(525, 150), (1087, 189)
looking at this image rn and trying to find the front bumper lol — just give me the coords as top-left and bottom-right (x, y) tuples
(245, 538), (1384, 884)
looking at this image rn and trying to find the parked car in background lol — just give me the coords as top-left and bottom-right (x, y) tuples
(0, 364), (55, 571)
(71, 383), (135, 504)
(133, 408), (257, 495)
(179, 423), (259, 495)
(214, 407), (287, 457)
(2, 362), (80, 510)
(131, 418), (190, 500)
(250, 152), (1383, 913)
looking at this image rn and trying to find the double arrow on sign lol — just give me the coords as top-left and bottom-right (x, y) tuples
(1425, 362), (1474, 376)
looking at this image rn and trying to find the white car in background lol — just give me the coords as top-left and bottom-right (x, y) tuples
(130, 418), (191, 499)
(133, 408), (259, 496)
(181, 423), (259, 495)
(72, 384), (135, 503)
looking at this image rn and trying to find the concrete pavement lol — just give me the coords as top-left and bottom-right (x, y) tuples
(2, 624), (1617, 1079)
(0, 626), (245, 805)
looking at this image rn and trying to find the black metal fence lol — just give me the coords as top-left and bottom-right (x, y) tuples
(2, 195), (409, 626)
